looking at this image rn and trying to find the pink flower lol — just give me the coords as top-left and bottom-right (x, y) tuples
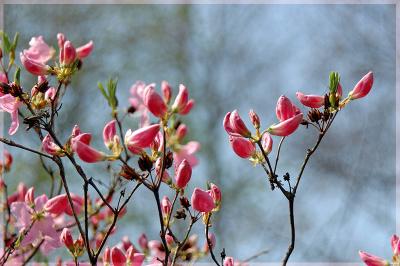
(359, 251), (389, 266)
(20, 51), (50, 76)
(224, 257), (235, 266)
(261, 133), (273, 154)
(111, 246), (126, 266)
(111, 246), (145, 266)
(22, 36), (54, 64)
(76, 40), (94, 59)
(143, 84), (167, 118)
(124, 124), (160, 154)
(223, 110), (251, 137)
(71, 133), (107, 163)
(11, 193), (61, 255)
(349, 71), (374, 100)
(25, 187), (35, 206)
(174, 159), (192, 189)
(161, 196), (172, 218)
(229, 136), (255, 159)
(103, 246), (111, 264)
(42, 134), (63, 156)
(191, 188), (215, 213)
(44, 193), (83, 216)
(276, 95), (300, 122)
(44, 87), (57, 101)
(103, 120), (118, 149)
(173, 141), (200, 167)
(7, 182), (27, 205)
(129, 81), (150, 127)
(0, 94), (21, 135)
(268, 113), (303, 137)
(296, 92), (325, 108)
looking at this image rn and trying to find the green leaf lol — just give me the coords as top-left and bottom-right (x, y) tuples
(1, 31), (11, 54)
(14, 67), (20, 86)
(11, 32), (19, 51)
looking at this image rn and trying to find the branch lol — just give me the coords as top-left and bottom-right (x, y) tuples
(204, 213), (221, 266)
(0, 138), (53, 160)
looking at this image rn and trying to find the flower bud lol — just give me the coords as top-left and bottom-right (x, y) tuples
(176, 124), (187, 141)
(111, 247), (126, 265)
(71, 133), (107, 163)
(143, 84), (167, 118)
(103, 247), (111, 265)
(276, 95), (296, 122)
(62, 41), (76, 65)
(249, 109), (260, 129)
(42, 134), (64, 156)
(209, 183), (221, 204)
(229, 136), (255, 159)
(161, 80), (172, 104)
(161, 196), (172, 218)
(180, 99), (195, 115)
(25, 187), (35, 206)
(174, 159), (192, 189)
(229, 110), (251, 137)
(103, 120), (117, 149)
(138, 233), (148, 251)
(60, 228), (74, 250)
(172, 84), (189, 113)
(224, 257), (235, 266)
(191, 188), (215, 213)
(261, 133), (273, 154)
(296, 92), (325, 108)
(268, 113), (303, 137)
(349, 71), (374, 100)
(358, 250), (389, 266)
(391, 235), (400, 256)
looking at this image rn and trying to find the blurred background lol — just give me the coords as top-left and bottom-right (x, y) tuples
(2, 3), (396, 263)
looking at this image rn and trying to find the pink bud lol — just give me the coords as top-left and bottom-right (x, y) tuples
(122, 236), (133, 251)
(17, 183), (27, 202)
(143, 84), (167, 118)
(358, 250), (389, 266)
(176, 124), (187, 141)
(261, 133), (273, 154)
(138, 233), (148, 250)
(44, 87), (57, 101)
(249, 109), (260, 128)
(166, 234), (174, 246)
(155, 158), (170, 183)
(129, 251), (145, 266)
(103, 120), (117, 149)
(276, 96), (296, 122)
(124, 124), (160, 154)
(161, 196), (172, 217)
(349, 71), (374, 100)
(103, 247), (111, 264)
(191, 188), (215, 213)
(268, 113), (303, 137)
(76, 41), (94, 59)
(296, 92), (325, 108)
(45, 194), (68, 215)
(161, 80), (172, 104)
(180, 99), (195, 115)
(71, 125), (81, 138)
(172, 84), (189, 113)
(229, 136), (255, 159)
(337, 83), (343, 98)
(229, 110), (251, 137)
(3, 150), (12, 171)
(209, 183), (221, 203)
(174, 159), (192, 189)
(60, 228), (74, 250)
(20, 52), (49, 76)
(42, 134), (63, 156)
(62, 41), (76, 65)
(57, 33), (65, 49)
(71, 133), (107, 163)
(24, 187), (35, 205)
(391, 235), (400, 256)
(111, 247), (127, 266)
(224, 257), (235, 266)
(38, 75), (47, 84)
